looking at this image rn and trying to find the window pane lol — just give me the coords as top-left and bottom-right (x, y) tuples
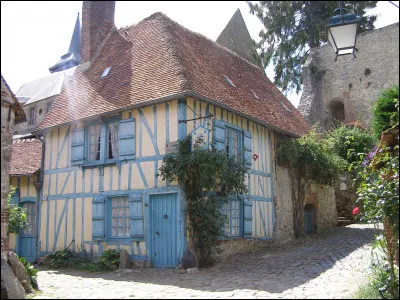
(108, 122), (119, 160)
(23, 203), (36, 235)
(110, 197), (129, 238)
(88, 125), (101, 161)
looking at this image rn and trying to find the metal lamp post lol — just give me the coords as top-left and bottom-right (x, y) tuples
(327, 1), (360, 61)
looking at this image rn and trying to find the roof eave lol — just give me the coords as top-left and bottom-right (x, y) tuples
(35, 91), (302, 138)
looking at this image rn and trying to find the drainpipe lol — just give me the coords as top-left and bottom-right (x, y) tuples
(34, 133), (45, 262)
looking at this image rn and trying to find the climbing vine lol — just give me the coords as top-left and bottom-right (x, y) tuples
(7, 186), (28, 234)
(277, 127), (344, 238)
(158, 136), (248, 267)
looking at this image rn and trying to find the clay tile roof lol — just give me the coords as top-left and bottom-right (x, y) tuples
(10, 139), (42, 176)
(38, 12), (310, 137)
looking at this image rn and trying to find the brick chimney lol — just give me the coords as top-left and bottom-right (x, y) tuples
(81, 1), (116, 71)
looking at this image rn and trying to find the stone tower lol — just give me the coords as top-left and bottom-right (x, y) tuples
(298, 23), (399, 130)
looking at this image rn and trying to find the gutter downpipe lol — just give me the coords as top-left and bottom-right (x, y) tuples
(34, 132), (45, 262)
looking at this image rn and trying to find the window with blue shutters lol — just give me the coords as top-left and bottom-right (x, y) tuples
(213, 117), (253, 239)
(93, 194), (144, 241)
(92, 195), (105, 240)
(71, 117), (136, 166)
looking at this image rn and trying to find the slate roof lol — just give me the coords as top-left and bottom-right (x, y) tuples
(16, 67), (76, 105)
(38, 12), (310, 137)
(216, 9), (256, 64)
(49, 13), (81, 73)
(10, 139), (42, 175)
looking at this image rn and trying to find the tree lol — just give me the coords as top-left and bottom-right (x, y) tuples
(248, 1), (378, 94)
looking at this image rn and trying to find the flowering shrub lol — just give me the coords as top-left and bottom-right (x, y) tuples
(350, 142), (399, 298)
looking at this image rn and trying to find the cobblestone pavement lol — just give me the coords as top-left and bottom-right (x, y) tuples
(33, 224), (379, 299)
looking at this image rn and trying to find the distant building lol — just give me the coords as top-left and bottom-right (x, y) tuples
(14, 14), (81, 135)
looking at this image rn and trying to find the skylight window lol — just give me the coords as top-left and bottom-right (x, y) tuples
(280, 101), (291, 112)
(250, 90), (259, 100)
(223, 75), (236, 88)
(101, 67), (112, 78)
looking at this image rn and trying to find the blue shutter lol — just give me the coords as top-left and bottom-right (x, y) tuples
(243, 130), (252, 168)
(243, 197), (252, 238)
(71, 128), (85, 165)
(129, 194), (144, 239)
(118, 119), (136, 160)
(92, 195), (105, 240)
(213, 120), (225, 151)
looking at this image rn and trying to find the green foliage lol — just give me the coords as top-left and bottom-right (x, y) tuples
(372, 85), (399, 140)
(248, 1), (377, 94)
(18, 256), (39, 290)
(7, 186), (29, 234)
(369, 236), (399, 299)
(277, 127), (344, 237)
(351, 282), (381, 299)
(48, 248), (120, 272)
(96, 249), (120, 271)
(355, 145), (399, 240)
(48, 249), (75, 269)
(158, 136), (248, 267)
(324, 123), (375, 168)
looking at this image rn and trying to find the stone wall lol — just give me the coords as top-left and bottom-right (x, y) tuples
(273, 165), (295, 242)
(299, 23), (399, 130)
(1, 96), (16, 254)
(14, 96), (56, 135)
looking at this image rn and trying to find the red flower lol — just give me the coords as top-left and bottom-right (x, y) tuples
(352, 207), (360, 216)
(195, 217), (201, 222)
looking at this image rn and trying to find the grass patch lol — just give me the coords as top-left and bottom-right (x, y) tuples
(350, 283), (382, 299)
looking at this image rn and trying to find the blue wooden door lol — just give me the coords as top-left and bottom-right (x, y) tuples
(304, 208), (313, 234)
(19, 202), (37, 262)
(150, 193), (178, 268)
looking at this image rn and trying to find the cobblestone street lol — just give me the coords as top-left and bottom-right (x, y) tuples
(33, 224), (379, 299)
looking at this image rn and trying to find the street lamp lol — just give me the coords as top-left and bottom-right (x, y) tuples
(327, 1), (359, 61)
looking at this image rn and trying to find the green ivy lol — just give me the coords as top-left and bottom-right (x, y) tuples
(372, 85), (399, 140)
(158, 136), (248, 267)
(277, 127), (344, 238)
(324, 123), (375, 168)
(7, 186), (29, 234)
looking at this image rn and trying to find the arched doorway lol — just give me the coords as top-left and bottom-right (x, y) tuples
(328, 99), (345, 126)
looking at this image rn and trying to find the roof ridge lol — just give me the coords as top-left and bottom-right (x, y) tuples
(119, 12), (190, 91)
(154, 12), (264, 75)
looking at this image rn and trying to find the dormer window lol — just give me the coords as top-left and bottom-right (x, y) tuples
(280, 101), (291, 112)
(250, 90), (259, 100)
(101, 67), (112, 78)
(223, 75), (236, 88)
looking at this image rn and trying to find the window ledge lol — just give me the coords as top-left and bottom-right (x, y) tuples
(81, 161), (119, 168)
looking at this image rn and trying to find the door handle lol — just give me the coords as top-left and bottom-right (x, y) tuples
(155, 231), (159, 235)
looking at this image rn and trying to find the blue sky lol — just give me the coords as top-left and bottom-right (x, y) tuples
(1, 1), (398, 107)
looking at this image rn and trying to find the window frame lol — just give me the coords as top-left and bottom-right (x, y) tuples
(224, 125), (242, 159)
(222, 197), (243, 238)
(29, 107), (36, 125)
(83, 116), (120, 166)
(106, 195), (130, 240)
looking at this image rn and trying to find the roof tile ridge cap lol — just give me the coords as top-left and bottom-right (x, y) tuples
(158, 14), (190, 92)
(163, 14), (264, 75)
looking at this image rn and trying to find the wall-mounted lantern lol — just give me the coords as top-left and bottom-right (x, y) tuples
(327, 1), (359, 61)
